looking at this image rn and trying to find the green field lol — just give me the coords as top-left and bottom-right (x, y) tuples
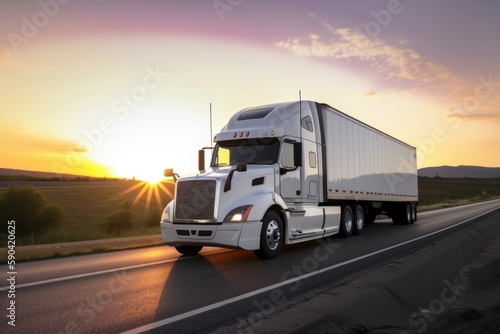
(1, 181), (174, 246)
(418, 177), (500, 209)
(2, 177), (499, 247)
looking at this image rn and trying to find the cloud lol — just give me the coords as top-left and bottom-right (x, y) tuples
(362, 91), (377, 98)
(447, 112), (500, 122)
(446, 98), (500, 122)
(275, 15), (500, 122)
(0, 123), (88, 155)
(276, 16), (465, 89)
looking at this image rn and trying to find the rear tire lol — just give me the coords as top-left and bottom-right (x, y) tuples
(401, 203), (412, 225)
(352, 205), (364, 235)
(254, 211), (283, 260)
(175, 245), (203, 256)
(411, 203), (417, 224)
(339, 206), (353, 238)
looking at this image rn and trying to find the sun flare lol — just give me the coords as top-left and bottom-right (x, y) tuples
(119, 179), (174, 211)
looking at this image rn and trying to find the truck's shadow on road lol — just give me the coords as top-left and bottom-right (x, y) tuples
(153, 254), (238, 323)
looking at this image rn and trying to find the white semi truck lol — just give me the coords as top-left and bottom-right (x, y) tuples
(161, 101), (418, 259)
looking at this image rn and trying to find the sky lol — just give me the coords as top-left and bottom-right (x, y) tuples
(1, 0), (499, 182)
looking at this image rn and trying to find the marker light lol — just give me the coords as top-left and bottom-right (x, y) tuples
(271, 130), (275, 136)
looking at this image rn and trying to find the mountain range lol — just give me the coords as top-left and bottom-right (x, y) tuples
(0, 168), (120, 181)
(418, 165), (500, 179)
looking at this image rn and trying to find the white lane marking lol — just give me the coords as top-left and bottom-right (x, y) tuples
(0, 259), (180, 292)
(0, 249), (231, 292)
(120, 205), (500, 334)
(418, 198), (500, 217)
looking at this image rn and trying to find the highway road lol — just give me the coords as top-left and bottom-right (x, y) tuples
(1, 199), (499, 333)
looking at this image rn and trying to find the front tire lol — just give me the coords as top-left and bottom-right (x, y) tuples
(175, 245), (203, 256)
(254, 211), (283, 260)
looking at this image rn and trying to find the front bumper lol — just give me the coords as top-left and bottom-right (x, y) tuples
(160, 221), (262, 250)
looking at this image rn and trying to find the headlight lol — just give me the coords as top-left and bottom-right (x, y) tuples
(223, 205), (253, 222)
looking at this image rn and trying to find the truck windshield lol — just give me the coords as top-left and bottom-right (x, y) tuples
(211, 138), (280, 167)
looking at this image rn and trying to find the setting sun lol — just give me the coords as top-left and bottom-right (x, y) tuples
(79, 103), (211, 180)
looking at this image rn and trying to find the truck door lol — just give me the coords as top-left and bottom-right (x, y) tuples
(301, 139), (319, 202)
(279, 138), (301, 201)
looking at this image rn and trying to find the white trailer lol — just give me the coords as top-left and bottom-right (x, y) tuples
(161, 101), (418, 259)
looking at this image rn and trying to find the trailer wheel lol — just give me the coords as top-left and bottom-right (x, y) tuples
(411, 204), (417, 224)
(339, 206), (353, 238)
(401, 203), (412, 225)
(352, 205), (364, 235)
(254, 211), (283, 260)
(175, 245), (203, 256)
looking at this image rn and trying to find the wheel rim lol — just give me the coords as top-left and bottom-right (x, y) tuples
(406, 204), (411, 222)
(344, 211), (353, 232)
(266, 220), (281, 251)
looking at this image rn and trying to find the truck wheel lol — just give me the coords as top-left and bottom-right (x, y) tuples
(339, 206), (353, 238)
(401, 203), (412, 225)
(175, 245), (203, 256)
(352, 205), (364, 235)
(254, 211), (283, 260)
(411, 204), (417, 224)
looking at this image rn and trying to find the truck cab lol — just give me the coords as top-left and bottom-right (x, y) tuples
(161, 101), (337, 259)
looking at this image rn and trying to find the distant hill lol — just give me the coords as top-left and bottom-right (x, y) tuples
(418, 165), (500, 179)
(0, 168), (80, 178)
(0, 168), (123, 181)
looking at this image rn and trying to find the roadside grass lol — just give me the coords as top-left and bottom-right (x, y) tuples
(417, 177), (500, 210)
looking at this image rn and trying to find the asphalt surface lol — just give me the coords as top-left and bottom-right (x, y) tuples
(1, 199), (499, 333)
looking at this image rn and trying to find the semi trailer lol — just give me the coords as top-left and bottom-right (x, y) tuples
(160, 101), (418, 259)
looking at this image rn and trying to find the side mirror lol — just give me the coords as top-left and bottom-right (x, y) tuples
(164, 169), (174, 177)
(293, 142), (302, 167)
(164, 169), (179, 182)
(198, 147), (214, 172)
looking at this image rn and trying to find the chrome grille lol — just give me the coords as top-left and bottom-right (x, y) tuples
(175, 179), (216, 221)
